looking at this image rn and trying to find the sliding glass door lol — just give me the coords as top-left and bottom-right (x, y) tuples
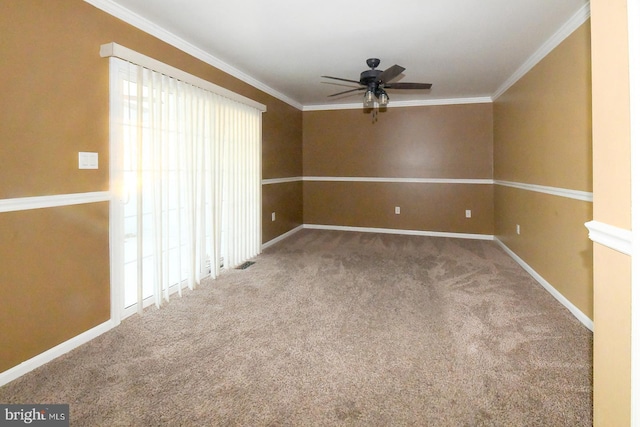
(108, 56), (262, 320)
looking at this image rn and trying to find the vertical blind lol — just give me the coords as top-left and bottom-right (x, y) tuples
(108, 53), (263, 316)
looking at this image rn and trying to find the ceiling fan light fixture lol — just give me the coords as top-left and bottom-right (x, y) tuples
(379, 91), (389, 106)
(363, 90), (375, 108)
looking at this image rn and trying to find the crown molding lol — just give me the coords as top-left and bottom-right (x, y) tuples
(86, 0), (589, 111)
(84, 0), (303, 110)
(302, 97), (493, 111)
(492, 2), (591, 100)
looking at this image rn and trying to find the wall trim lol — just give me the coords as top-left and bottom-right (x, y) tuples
(629, 0), (640, 421)
(0, 320), (117, 387)
(85, 1), (589, 112)
(495, 180), (593, 202)
(263, 178), (592, 205)
(84, 0), (303, 110)
(0, 191), (111, 213)
(303, 177), (493, 185)
(262, 177), (493, 185)
(262, 225), (304, 250)
(262, 177), (303, 185)
(495, 238), (594, 331)
(585, 220), (632, 256)
(302, 97), (493, 112)
(303, 224), (494, 241)
(492, 2), (591, 100)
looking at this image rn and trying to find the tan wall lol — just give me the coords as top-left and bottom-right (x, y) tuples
(303, 105), (493, 179)
(302, 104), (494, 234)
(0, 0), (302, 373)
(0, 203), (110, 371)
(263, 100), (303, 179)
(493, 23), (593, 191)
(263, 181), (303, 243)
(494, 186), (593, 316)
(592, 245), (631, 426)
(262, 99), (303, 242)
(590, 0), (632, 425)
(304, 182), (493, 234)
(590, 1), (631, 231)
(493, 21), (593, 320)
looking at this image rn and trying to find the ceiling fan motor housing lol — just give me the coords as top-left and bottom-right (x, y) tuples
(360, 69), (382, 86)
(361, 58), (382, 86)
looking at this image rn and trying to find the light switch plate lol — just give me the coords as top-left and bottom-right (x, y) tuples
(79, 152), (98, 169)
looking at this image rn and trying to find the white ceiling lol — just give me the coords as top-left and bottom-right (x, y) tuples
(91, 0), (590, 109)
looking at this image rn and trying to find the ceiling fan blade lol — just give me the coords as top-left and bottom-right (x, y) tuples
(328, 87), (365, 97)
(384, 82), (433, 90)
(378, 65), (406, 84)
(322, 75), (362, 85)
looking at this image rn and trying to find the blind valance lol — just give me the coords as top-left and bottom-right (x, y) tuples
(100, 42), (266, 113)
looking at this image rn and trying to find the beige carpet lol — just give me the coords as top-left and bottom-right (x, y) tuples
(0, 230), (592, 426)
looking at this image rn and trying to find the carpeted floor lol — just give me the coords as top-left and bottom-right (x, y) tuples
(0, 230), (592, 426)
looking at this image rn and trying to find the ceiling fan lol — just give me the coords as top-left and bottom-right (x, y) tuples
(322, 58), (432, 107)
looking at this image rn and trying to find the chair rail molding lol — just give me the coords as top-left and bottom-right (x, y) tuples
(585, 220), (632, 256)
(0, 191), (111, 213)
(495, 180), (593, 202)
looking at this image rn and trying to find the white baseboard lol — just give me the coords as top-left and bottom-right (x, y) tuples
(262, 225), (304, 250)
(0, 319), (117, 387)
(495, 238), (593, 331)
(303, 223), (495, 241)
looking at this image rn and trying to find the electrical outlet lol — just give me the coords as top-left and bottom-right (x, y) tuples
(271, 212), (276, 221)
(395, 206), (400, 215)
(516, 224), (521, 235)
(465, 209), (471, 218)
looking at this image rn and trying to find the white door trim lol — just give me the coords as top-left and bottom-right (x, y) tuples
(629, 0), (640, 423)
